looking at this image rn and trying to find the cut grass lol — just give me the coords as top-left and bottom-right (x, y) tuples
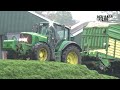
(0, 60), (118, 79)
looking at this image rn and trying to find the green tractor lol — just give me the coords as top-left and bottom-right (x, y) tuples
(2, 22), (82, 64)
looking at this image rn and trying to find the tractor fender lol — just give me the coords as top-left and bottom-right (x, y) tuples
(57, 41), (82, 52)
(33, 41), (53, 55)
(32, 41), (51, 50)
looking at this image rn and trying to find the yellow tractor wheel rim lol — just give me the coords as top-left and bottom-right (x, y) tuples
(67, 51), (78, 64)
(39, 48), (47, 61)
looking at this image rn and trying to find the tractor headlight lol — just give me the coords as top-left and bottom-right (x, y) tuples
(19, 38), (28, 43)
(20, 34), (32, 44)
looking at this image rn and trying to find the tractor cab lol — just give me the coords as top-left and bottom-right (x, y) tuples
(33, 22), (70, 47)
(33, 22), (49, 36)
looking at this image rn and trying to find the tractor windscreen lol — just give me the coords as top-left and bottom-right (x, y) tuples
(19, 34), (32, 44)
(39, 26), (48, 35)
(36, 23), (49, 36)
(54, 24), (69, 40)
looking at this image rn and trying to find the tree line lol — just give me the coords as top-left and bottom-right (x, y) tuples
(35, 11), (78, 27)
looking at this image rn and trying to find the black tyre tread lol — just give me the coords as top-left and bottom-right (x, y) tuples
(61, 45), (81, 64)
(7, 50), (17, 59)
(32, 43), (51, 61)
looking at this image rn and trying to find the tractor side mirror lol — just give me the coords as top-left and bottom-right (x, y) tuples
(12, 36), (17, 41)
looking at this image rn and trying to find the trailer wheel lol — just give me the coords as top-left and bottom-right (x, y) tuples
(61, 46), (81, 64)
(32, 43), (51, 61)
(7, 51), (18, 59)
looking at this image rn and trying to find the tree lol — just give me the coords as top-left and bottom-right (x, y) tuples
(53, 11), (76, 26)
(35, 11), (77, 27)
(35, 11), (56, 17)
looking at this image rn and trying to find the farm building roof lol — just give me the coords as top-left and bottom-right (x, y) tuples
(28, 11), (52, 22)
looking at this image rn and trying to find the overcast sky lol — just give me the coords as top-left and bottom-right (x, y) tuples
(70, 11), (103, 22)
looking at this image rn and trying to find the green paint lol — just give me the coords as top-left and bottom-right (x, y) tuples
(2, 40), (18, 51)
(57, 41), (77, 52)
(21, 32), (47, 45)
(108, 24), (120, 40)
(21, 32), (47, 39)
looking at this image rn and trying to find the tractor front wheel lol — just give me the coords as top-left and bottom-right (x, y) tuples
(32, 43), (51, 61)
(61, 46), (81, 65)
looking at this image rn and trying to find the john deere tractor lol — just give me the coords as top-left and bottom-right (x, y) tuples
(2, 22), (82, 64)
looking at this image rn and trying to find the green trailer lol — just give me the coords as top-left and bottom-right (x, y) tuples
(73, 21), (120, 72)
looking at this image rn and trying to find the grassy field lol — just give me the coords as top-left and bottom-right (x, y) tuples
(0, 60), (118, 79)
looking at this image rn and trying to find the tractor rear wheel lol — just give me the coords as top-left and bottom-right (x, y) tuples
(32, 43), (51, 61)
(61, 46), (81, 64)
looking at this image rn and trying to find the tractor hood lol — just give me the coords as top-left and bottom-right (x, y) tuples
(20, 32), (48, 44)
(21, 32), (47, 39)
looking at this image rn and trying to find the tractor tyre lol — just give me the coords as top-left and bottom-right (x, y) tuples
(7, 50), (18, 59)
(61, 46), (81, 64)
(32, 43), (51, 61)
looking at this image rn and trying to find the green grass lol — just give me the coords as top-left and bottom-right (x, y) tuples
(0, 60), (118, 79)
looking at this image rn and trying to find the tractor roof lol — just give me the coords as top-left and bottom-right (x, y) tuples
(40, 22), (70, 30)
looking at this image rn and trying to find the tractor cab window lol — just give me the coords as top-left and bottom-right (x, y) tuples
(64, 28), (69, 40)
(34, 23), (49, 36)
(54, 25), (64, 40)
(39, 26), (48, 35)
(54, 25), (69, 41)
(38, 25), (48, 36)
